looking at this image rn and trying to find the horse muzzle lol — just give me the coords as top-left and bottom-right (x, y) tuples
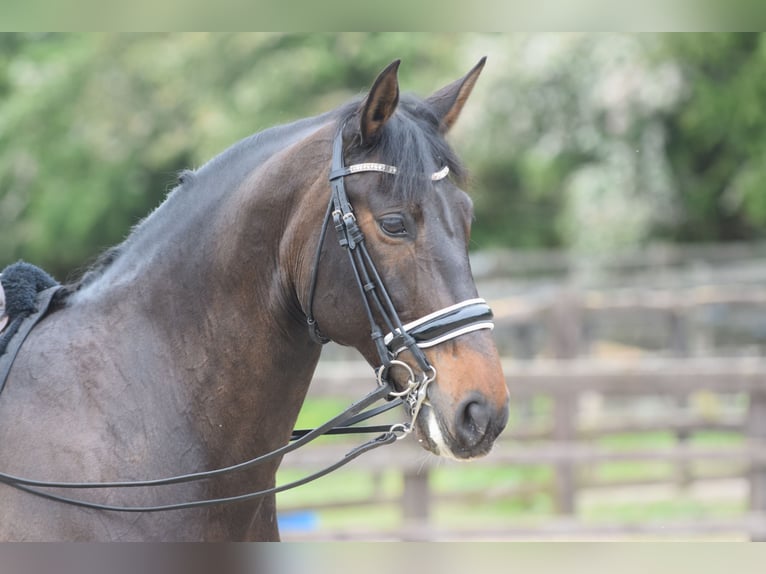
(381, 299), (509, 460)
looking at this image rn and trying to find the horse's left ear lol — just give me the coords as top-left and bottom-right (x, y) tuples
(359, 60), (401, 144)
(426, 56), (487, 133)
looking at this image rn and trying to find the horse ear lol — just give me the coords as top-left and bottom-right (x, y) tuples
(426, 56), (487, 133)
(359, 60), (401, 143)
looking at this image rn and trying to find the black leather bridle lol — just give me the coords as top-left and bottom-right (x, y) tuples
(306, 125), (494, 424)
(0, 125), (495, 513)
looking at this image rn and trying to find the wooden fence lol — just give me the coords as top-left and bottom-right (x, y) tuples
(278, 281), (766, 541)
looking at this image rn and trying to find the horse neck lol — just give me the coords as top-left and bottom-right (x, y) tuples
(71, 125), (334, 458)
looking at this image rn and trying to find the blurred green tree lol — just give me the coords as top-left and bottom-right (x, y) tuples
(461, 34), (680, 254)
(659, 33), (766, 242)
(461, 33), (766, 253)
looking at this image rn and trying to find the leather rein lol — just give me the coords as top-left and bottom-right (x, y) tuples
(0, 126), (494, 512)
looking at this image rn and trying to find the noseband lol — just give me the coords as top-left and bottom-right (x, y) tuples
(305, 126), (495, 430)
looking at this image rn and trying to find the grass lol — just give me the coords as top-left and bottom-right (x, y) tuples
(292, 397), (352, 429)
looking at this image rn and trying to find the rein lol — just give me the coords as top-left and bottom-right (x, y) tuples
(0, 383), (405, 512)
(0, 124), (495, 513)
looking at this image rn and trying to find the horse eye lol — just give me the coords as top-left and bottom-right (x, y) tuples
(379, 215), (408, 237)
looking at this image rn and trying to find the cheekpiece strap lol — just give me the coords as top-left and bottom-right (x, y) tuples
(312, 126), (458, 374)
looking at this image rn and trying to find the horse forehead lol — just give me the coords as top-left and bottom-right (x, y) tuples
(424, 185), (473, 223)
(363, 170), (470, 207)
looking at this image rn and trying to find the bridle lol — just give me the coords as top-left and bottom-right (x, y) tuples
(306, 125), (494, 430)
(0, 124), (495, 512)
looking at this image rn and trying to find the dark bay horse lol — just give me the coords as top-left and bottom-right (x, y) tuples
(0, 59), (509, 541)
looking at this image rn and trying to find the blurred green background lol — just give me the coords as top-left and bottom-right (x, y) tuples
(3, 33), (766, 277)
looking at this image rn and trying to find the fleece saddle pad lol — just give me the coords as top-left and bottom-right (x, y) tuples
(0, 262), (61, 394)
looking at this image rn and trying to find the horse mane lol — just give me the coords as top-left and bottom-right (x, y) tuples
(53, 245), (124, 305)
(56, 91), (465, 302)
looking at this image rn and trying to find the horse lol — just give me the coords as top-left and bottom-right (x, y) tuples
(0, 59), (509, 541)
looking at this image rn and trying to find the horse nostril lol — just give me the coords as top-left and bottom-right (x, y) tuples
(456, 397), (491, 446)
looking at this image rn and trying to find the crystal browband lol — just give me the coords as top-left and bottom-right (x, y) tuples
(330, 163), (450, 182)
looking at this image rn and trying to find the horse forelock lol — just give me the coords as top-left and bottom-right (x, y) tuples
(340, 93), (467, 204)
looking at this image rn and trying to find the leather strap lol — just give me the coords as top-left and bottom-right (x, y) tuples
(0, 381), (401, 512)
(324, 126), (432, 373)
(3, 430), (399, 513)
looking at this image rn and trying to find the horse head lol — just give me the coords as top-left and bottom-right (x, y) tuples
(304, 60), (510, 460)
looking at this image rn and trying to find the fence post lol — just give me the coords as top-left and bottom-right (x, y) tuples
(546, 289), (582, 515)
(748, 390), (766, 541)
(401, 469), (431, 539)
(669, 309), (693, 488)
(548, 289), (584, 359)
(515, 322), (537, 423)
(553, 392), (577, 515)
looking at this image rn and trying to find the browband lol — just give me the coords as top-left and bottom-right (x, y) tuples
(330, 163), (450, 182)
